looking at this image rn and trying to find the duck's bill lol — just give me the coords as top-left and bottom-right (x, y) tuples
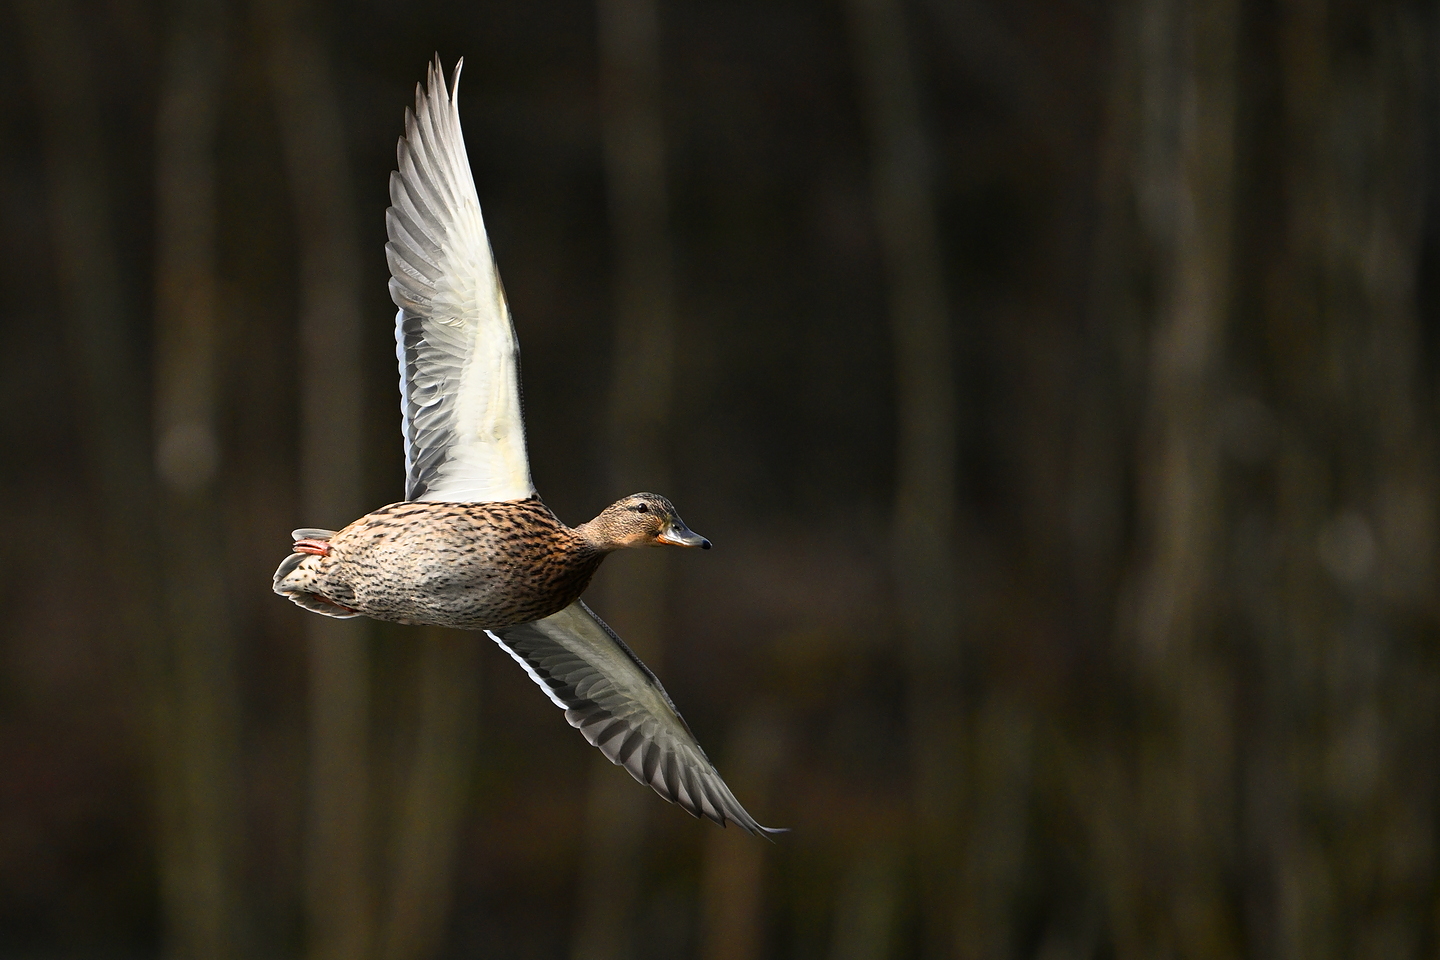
(658, 522), (711, 549)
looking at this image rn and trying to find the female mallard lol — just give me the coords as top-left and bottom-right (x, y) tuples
(273, 58), (778, 838)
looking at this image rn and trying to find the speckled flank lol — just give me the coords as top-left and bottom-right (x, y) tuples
(274, 496), (604, 629)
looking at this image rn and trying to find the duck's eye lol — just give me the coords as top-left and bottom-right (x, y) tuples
(635, 503), (649, 513)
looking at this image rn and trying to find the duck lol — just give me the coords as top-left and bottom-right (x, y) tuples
(273, 58), (780, 838)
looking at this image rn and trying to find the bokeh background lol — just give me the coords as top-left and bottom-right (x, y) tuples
(2, 0), (1438, 957)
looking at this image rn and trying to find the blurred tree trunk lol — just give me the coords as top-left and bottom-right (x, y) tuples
(697, 710), (785, 960)
(11, 5), (154, 578)
(377, 628), (481, 960)
(829, 842), (902, 960)
(152, 1), (247, 957)
(1130, 0), (1238, 950)
(844, 0), (963, 954)
(1084, 0), (1436, 955)
(1089, 0), (1243, 954)
(572, 1), (677, 957)
(13, 0), (200, 956)
(255, 4), (371, 959)
(1243, 2), (1433, 955)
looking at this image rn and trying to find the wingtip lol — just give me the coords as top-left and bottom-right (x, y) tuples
(422, 53), (463, 105)
(733, 815), (789, 841)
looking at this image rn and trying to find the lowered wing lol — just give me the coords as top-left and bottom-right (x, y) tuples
(388, 58), (534, 503)
(488, 602), (783, 837)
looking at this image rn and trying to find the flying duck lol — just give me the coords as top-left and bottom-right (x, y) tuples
(273, 58), (779, 837)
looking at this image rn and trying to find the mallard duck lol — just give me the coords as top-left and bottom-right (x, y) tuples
(273, 58), (779, 837)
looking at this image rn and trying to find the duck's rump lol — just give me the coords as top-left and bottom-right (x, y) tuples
(280, 498), (604, 630)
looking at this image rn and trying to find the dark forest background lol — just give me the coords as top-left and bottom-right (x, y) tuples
(2, 0), (1439, 957)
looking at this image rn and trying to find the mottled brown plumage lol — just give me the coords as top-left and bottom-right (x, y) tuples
(273, 492), (707, 630)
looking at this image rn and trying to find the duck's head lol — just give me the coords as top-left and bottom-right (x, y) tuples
(576, 492), (711, 552)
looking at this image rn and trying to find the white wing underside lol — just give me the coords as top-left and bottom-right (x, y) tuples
(388, 58), (534, 503)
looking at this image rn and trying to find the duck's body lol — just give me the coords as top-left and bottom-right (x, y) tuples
(275, 498), (602, 628)
(271, 58), (779, 838)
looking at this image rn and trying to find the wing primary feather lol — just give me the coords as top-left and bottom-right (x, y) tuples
(615, 727), (647, 765)
(450, 58), (465, 105)
(657, 751), (679, 794)
(674, 771), (698, 818)
(696, 780), (723, 824)
(594, 718), (629, 749)
(640, 742), (661, 785)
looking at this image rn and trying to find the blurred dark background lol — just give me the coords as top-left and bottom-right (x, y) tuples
(2, 0), (1438, 957)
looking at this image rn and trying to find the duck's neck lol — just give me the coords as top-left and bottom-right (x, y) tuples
(572, 516), (623, 554)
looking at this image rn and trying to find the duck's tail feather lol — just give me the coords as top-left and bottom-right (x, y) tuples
(273, 532), (361, 619)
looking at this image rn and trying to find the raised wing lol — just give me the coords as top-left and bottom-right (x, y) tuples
(488, 602), (783, 837)
(387, 58), (534, 503)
